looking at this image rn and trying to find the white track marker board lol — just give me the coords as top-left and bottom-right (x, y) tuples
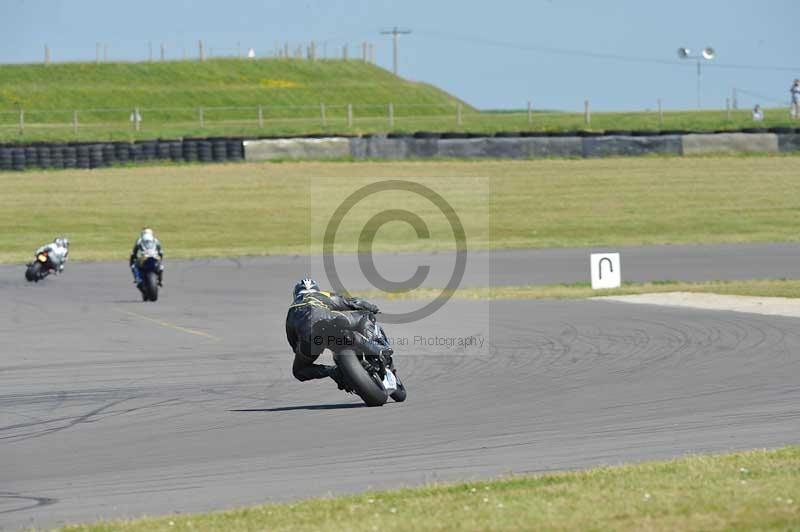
(591, 253), (621, 289)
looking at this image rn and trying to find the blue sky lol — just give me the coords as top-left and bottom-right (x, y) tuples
(2, 0), (797, 110)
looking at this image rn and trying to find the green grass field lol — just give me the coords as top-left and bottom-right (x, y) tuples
(0, 59), (796, 142)
(2, 156), (799, 264)
(60, 446), (800, 531)
(356, 279), (800, 301)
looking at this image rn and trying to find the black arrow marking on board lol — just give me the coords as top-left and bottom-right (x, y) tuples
(598, 257), (614, 280)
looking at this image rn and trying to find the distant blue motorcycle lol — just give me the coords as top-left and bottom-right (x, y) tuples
(132, 242), (162, 302)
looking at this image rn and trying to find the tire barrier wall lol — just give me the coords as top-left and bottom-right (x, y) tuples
(245, 132), (800, 162)
(0, 138), (244, 172)
(681, 133), (779, 155)
(2, 131), (799, 171)
(243, 137), (351, 160)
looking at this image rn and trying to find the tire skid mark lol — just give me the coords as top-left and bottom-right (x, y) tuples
(0, 492), (57, 515)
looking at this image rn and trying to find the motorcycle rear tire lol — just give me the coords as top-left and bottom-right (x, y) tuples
(144, 271), (159, 302)
(334, 350), (388, 407)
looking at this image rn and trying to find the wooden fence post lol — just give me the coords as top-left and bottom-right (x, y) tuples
(527, 101), (532, 125)
(198, 107), (204, 128)
(73, 110), (78, 134)
(584, 99), (591, 126)
(347, 104), (353, 127)
(18, 109), (24, 135)
(657, 98), (663, 127)
(388, 103), (394, 128)
(258, 105), (264, 128)
(134, 106), (141, 131)
(320, 103), (327, 126)
(725, 98), (731, 121)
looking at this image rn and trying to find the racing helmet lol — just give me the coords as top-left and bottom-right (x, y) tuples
(54, 237), (69, 249)
(293, 277), (320, 300)
(140, 228), (155, 242)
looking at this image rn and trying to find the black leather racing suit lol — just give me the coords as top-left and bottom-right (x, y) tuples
(285, 290), (382, 382)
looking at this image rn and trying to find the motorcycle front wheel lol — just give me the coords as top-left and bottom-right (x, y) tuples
(390, 374), (407, 403)
(143, 271), (159, 302)
(25, 262), (42, 282)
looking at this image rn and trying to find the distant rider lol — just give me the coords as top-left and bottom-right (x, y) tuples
(35, 237), (69, 273)
(129, 228), (164, 286)
(285, 278), (390, 389)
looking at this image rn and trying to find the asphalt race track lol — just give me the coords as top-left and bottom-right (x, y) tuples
(2, 248), (800, 530)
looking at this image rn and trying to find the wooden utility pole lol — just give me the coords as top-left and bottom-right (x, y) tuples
(380, 27), (411, 76)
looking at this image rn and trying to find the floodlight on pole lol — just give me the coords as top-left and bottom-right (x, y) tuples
(677, 46), (715, 108)
(380, 26), (411, 76)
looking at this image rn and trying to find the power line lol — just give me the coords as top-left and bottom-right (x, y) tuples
(416, 29), (800, 73)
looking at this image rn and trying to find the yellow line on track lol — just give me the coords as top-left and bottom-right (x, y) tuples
(114, 308), (221, 341)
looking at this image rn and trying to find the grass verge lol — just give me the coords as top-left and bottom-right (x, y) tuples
(60, 446), (800, 531)
(2, 157), (800, 264)
(355, 279), (800, 301)
(0, 59), (798, 142)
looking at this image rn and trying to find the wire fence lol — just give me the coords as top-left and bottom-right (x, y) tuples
(0, 103), (466, 135)
(0, 101), (798, 140)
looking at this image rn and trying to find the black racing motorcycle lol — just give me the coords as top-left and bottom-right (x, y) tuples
(25, 249), (56, 282)
(133, 243), (162, 302)
(333, 318), (407, 407)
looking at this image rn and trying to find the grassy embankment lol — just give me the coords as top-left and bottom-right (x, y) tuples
(2, 157), (799, 264)
(0, 59), (796, 142)
(61, 446), (800, 531)
(0, 59), (468, 142)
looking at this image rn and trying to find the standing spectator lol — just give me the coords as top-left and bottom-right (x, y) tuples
(752, 104), (764, 122)
(791, 79), (800, 119)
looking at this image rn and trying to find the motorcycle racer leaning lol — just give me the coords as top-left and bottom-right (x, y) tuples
(129, 228), (164, 286)
(285, 278), (391, 389)
(35, 237), (69, 273)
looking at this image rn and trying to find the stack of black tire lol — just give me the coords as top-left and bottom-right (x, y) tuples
(0, 137), (246, 171)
